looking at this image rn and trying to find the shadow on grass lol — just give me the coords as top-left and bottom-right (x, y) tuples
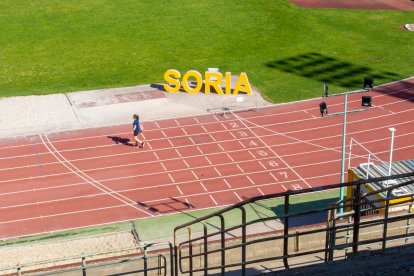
(270, 197), (339, 227)
(265, 52), (403, 90)
(137, 197), (237, 238)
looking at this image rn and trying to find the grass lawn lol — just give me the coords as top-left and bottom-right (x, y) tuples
(1, 0), (413, 102)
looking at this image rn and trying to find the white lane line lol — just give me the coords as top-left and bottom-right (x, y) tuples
(191, 170), (199, 180)
(185, 198), (193, 208)
(236, 164), (245, 173)
(153, 152), (160, 160)
(2, 172), (339, 211)
(2, 143), (412, 187)
(214, 167), (222, 176)
(205, 156), (213, 165)
(232, 111), (312, 189)
(258, 188), (265, 196)
(258, 161), (267, 170)
(183, 159), (190, 168)
(234, 192), (242, 201)
(223, 178), (232, 188)
(200, 182), (208, 191)
(168, 173), (175, 183)
(217, 143), (225, 152)
(160, 162), (167, 171)
(270, 172), (279, 182)
(176, 185), (183, 195)
(248, 150), (256, 159)
(0, 203), (127, 225)
(2, 111), (413, 163)
(226, 153), (234, 162)
(40, 134), (155, 216)
(239, 141), (246, 149)
(246, 175), (255, 185)
(210, 195), (218, 206)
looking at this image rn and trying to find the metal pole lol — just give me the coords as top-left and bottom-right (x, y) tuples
(388, 128), (396, 176)
(339, 93), (348, 213)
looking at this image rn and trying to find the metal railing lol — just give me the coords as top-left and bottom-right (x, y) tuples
(0, 242), (174, 276)
(174, 172), (414, 275)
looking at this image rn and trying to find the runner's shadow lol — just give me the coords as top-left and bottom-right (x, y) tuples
(107, 136), (132, 146)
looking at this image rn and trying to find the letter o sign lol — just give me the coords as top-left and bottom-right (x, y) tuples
(182, 70), (202, 94)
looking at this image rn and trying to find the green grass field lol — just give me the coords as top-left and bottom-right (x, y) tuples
(1, 0), (413, 102)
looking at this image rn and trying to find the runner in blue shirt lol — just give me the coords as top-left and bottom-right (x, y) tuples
(132, 114), (145, 148)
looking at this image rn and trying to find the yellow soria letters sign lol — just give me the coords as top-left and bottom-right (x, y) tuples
(163, 69), (252, 95)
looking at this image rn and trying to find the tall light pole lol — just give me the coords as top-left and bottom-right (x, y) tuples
(339, 94), (348, 212)
(388, 128), (396, 176)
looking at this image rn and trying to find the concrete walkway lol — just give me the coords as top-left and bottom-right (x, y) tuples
(0, 83), (270, 138)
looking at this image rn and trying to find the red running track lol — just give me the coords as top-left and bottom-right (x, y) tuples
(1, 79), (414, 240)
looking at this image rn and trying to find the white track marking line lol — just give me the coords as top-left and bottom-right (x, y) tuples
(153, 152), (160, 160)
(270, 172), (279, 182)
(205, 156), (212, 165)
(2, 143), (412, 187)
(2, 172), (313, 211)
(248, 151), (256, 159)
(175, 119), (180, 126)
(185, 198), (193, 208)
(220, 122), (228, 130)
(213, 115), (221, 122)
(232, 111), (312, 189)
(236, 164), (245, 173)
(191, 170), (199, 180)
(162, 132), (174, 147)
(2, 85), (413, 149)
(226, 153), (234, 162)
(2, 107), (413, 162)
(168, 173), (175, 183)
(3, 127), (413, 172)
(194, 117), (200, 124)
(223, 178), (232, 189)
(0, 203), (128, 225)
(234, 192), (242, 201)
(176, 185), (183, 195)
(217, 143), (225, 152)
(160, 162), (167, 171)
(258, 161), (267, 170)
(246, 175), (255, 185)
(183, 159), (190, 168)
(175, 149), (182, 157)
(40, 134), (155, 216)
(200, 182), (208, 191)
(229, 131), (237, 139)
(258, 188), (265, 196)
(210, 195), (218, 206)
(238, 141), (246, 149)
(214, 167), (222, 176)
